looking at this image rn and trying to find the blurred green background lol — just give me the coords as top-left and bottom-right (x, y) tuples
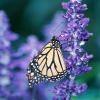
(0, 0), (100, 100)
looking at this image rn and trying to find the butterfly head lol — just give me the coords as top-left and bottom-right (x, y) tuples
(51, 36), (60, 48)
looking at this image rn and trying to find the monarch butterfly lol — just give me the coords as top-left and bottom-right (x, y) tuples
(27, 36), (67, 87)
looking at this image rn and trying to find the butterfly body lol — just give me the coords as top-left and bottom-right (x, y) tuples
(27, 37), (67, 87)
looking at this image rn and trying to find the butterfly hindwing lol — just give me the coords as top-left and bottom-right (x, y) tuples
(27, 37), (67, 87)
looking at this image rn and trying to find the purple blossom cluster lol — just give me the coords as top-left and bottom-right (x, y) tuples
(53, 81), (87, 100)
(52, 0), (93, 99)
(0, 10), (29, 100)
(0, 11), (44, 100)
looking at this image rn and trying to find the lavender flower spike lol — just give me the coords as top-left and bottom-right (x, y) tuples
(53, 0), (93, 99)
(0, 11), (32, 100)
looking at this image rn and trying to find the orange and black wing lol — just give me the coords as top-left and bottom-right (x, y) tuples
(27, 37), (67, 87)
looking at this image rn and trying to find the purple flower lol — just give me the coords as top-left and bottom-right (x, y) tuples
(0, 11), (31, 100)
(53, 0), (93, 99)
(53, 80), (87, 98)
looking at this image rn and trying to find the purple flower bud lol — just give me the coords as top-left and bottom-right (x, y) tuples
(62, 2), (70, 10)
(79, 18), (90, 28)
(78, 84), (87, 93)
